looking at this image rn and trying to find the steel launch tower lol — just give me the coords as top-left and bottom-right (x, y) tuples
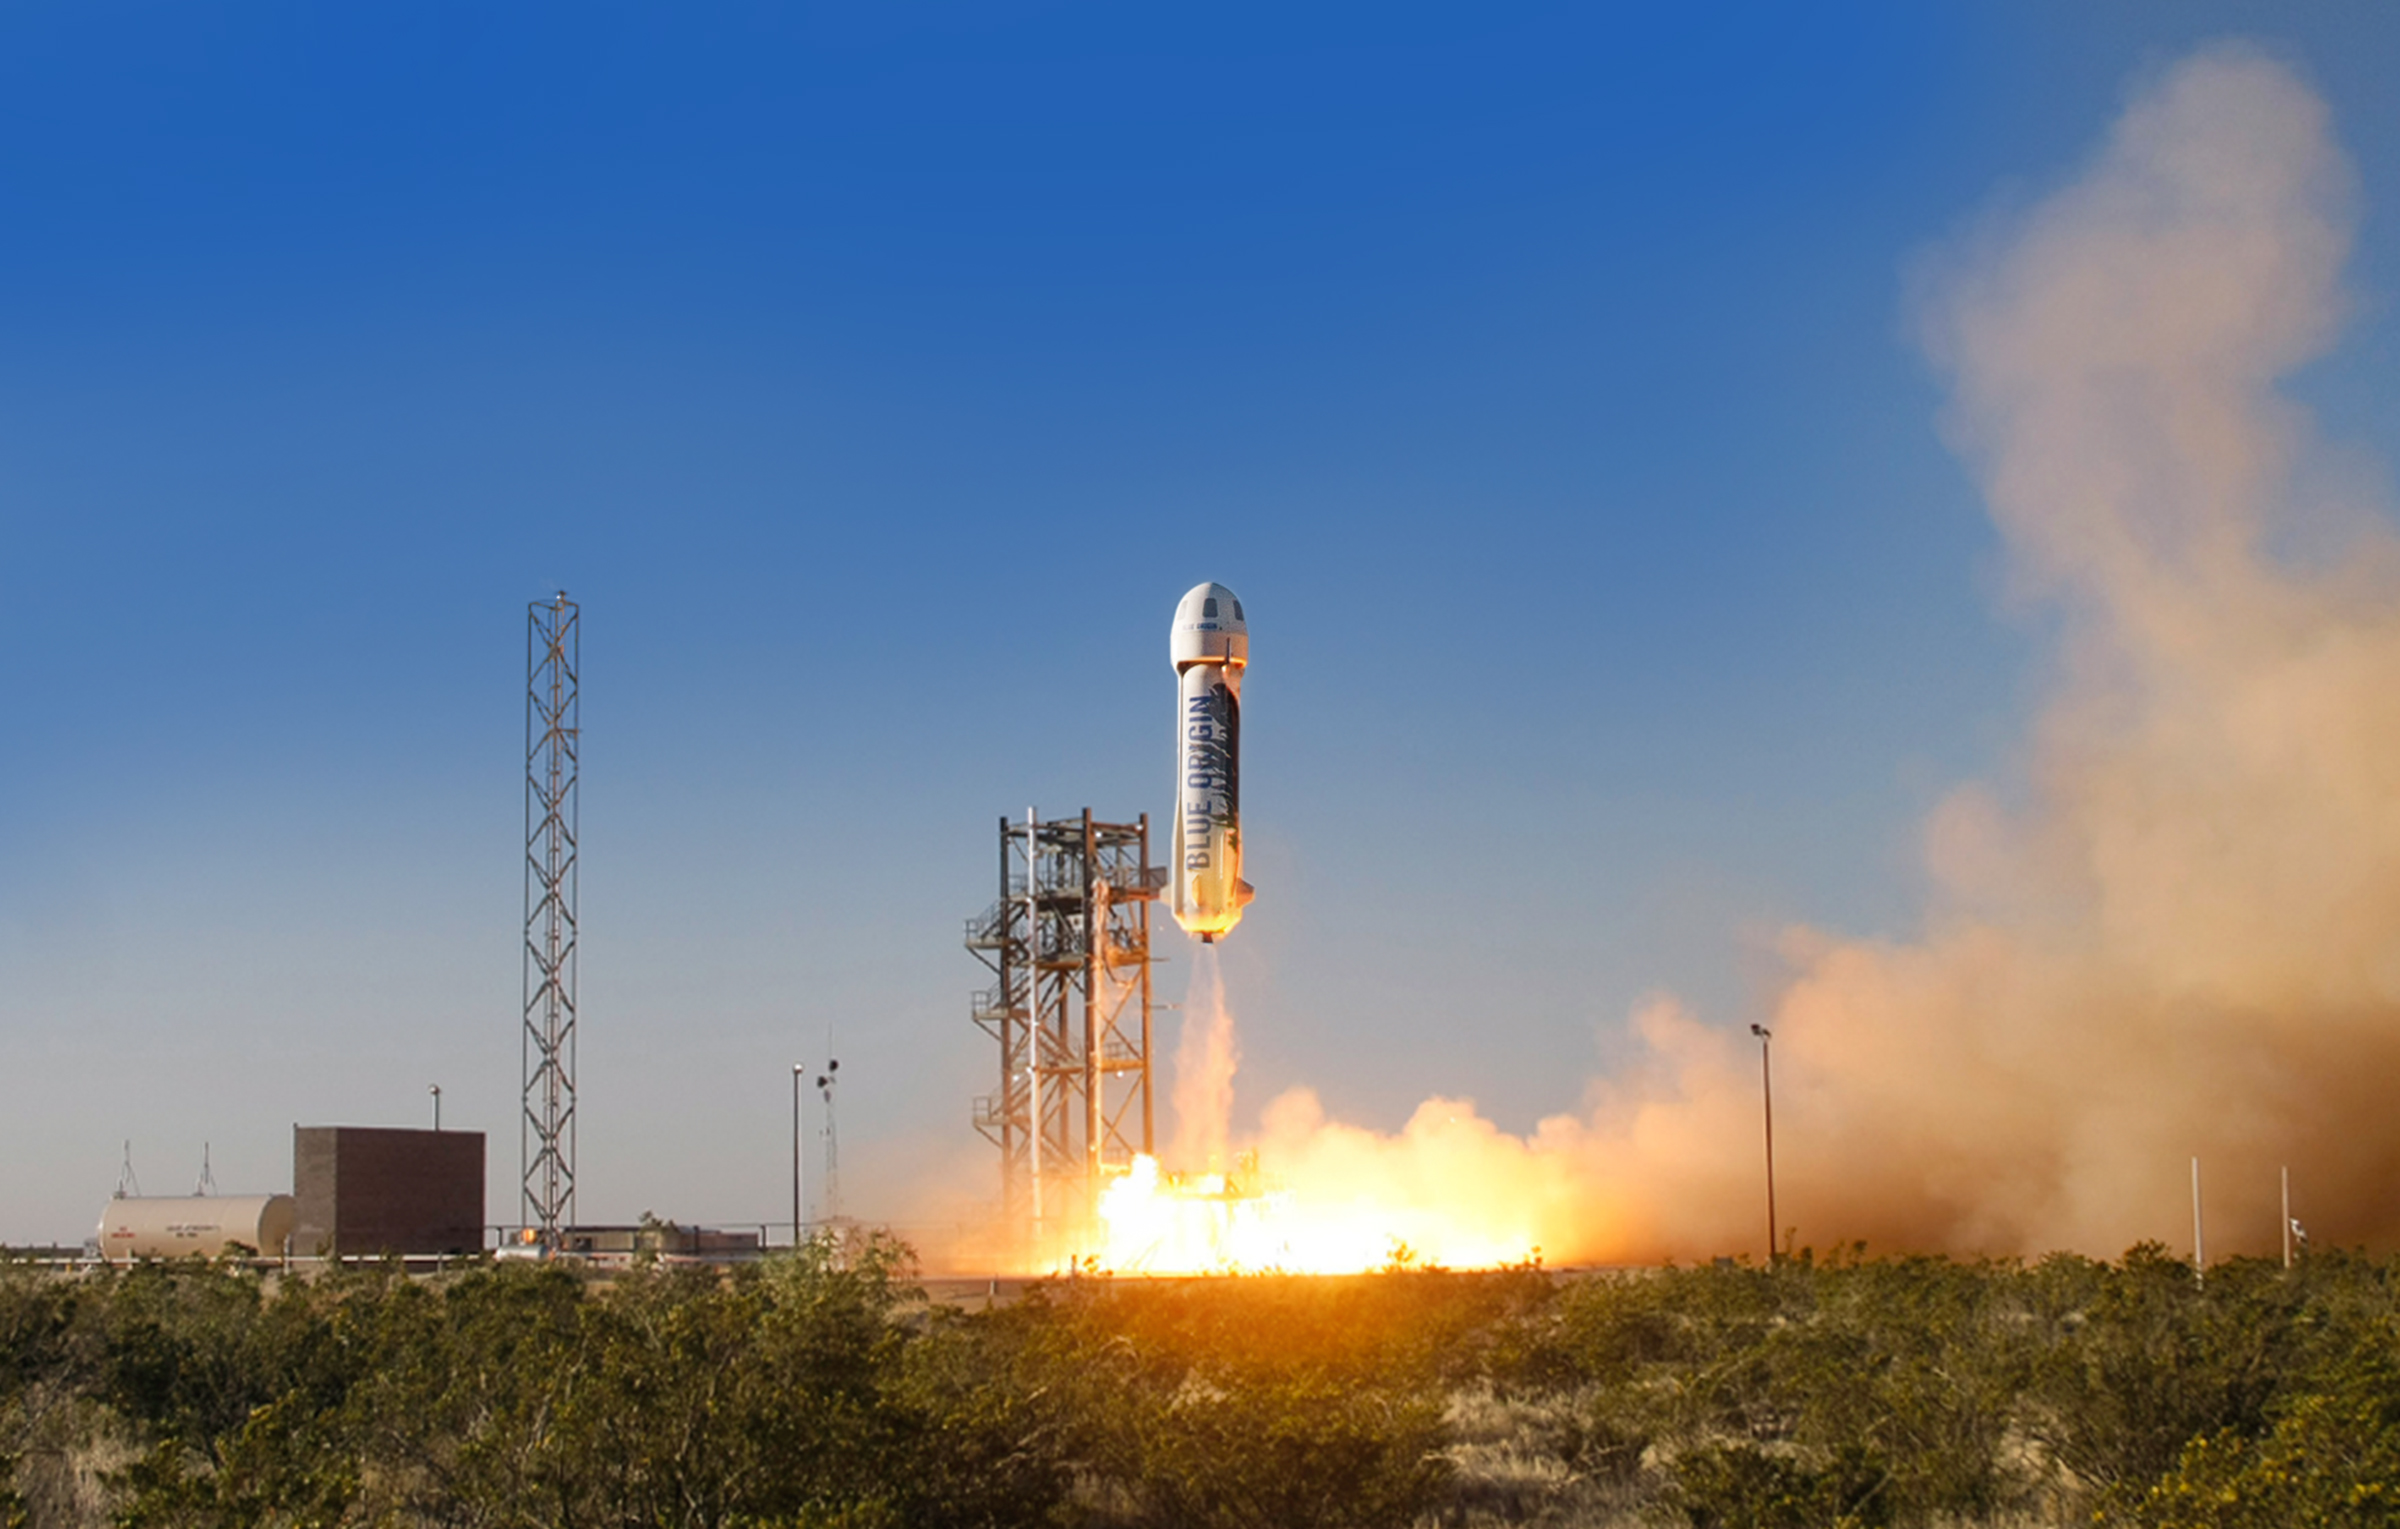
(966, 811), (1160, 1244)
(523, 593), (580, 1245)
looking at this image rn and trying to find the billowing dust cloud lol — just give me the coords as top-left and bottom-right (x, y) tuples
(1155, 44), (2400, 1266)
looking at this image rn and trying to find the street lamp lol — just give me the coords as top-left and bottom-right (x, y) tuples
(792, 1063), (805, 1247)
(1750, 1024), (1777, 1267)
(815, 1059), (840, 1224)
(429, 1084), (441, 1132)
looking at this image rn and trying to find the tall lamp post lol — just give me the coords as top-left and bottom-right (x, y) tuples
(428, 1084), (442, 1132)
(792, 1063), (805, 1247)
(1750, 1024), (1777, 1266)
(816, 1059), (840, 1224)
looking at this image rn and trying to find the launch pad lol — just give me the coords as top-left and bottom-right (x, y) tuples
(966, 811), (1163, 1253)
(965, 587), (1255, 1264)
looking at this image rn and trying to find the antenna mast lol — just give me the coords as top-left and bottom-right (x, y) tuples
(523, 592), (581, 1245)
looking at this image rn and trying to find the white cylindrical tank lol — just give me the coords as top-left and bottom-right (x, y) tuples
(1171, 581), (1255, 941)
(95, 1195), (297, 1263)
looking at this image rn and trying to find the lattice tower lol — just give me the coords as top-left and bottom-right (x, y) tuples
(967, 810), (1157, 1246)
(523, 593), (580, 1243)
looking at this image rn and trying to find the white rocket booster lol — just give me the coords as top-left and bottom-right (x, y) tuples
(1171, 581), (1254, 941)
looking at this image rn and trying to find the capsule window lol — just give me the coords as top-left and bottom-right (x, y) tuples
(1232, 599), (1244, 619)
(1203, 597), (1218, 618)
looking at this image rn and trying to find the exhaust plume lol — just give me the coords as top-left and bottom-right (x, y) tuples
(1731, 40), (2393, 1258)
(1170, 943), (1239, 1172)
(1132, 44), (2400, 1268)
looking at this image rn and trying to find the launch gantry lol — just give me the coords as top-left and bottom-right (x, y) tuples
(966, 811), (1160, 1246)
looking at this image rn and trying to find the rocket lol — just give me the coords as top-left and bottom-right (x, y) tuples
(1171, 581), (1254, 941)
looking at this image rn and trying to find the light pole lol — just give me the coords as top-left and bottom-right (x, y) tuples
(792, 1063), (805, 1247)
(816, 1058), (840, 1224)
(429, 1084), (441, 1132)
(1750, 1024), (1777, 1267)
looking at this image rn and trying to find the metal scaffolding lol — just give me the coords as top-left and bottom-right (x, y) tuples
(523, 593), (580, 1244)
(967, 810), (1159, 1244)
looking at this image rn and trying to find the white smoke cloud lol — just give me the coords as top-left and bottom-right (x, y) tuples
(1754, 40), (2398, 1258)
(1161, 43), (2400, 1266)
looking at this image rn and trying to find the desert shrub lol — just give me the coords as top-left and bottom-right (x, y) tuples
(1123, 1375), (1446, 1529)
(77, 1234), (1071, 1529)
(24, 1242), (2400, 1527)
(2100, 1314), (2400, 1528)
(1756, 1256), (2044, 1521)
(1019, 1273), (1482, 1528)
(2021, 1245), (2328, 1495)
(1516, 1255), (2048, 1523)
(1669, 1440), (1892, 1529)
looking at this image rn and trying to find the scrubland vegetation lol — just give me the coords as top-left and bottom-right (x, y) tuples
(3, 1237), (2398, 1527)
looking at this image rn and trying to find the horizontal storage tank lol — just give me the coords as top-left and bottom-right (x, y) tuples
(95, 1195), (297, 1262)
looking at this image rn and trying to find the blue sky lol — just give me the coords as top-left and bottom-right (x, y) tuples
(5, 2), (2400, 1242)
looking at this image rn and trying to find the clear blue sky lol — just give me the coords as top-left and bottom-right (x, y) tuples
(4, 2), (2399, 1241)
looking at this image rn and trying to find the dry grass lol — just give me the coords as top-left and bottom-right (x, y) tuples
(1423, 1384), (1654, 1529)
(5, 1386), (134, 1529)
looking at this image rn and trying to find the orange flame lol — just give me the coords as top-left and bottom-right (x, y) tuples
(1057, 942), (1585, 1274)
(1091, 1144), (1559, 1273)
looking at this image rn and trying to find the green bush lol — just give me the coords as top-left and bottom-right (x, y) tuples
(12, 1243), (2400, 1527)
(1670, 1440), (1891, 1529)
(2103, 1315), (2400, 1528)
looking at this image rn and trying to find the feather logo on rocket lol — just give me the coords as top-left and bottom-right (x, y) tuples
(1171, 581), (1255, 941)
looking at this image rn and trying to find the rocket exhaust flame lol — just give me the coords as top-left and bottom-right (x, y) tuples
(1168, 943), (1238, 1174)
(1084, 946), (1567, 1275)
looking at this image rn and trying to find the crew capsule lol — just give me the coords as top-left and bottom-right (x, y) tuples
(1172, 581), (1255, 941)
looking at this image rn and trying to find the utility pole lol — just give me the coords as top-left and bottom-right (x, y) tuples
(1751, 1024), (1777, 1266)
(792, 1063), (805, 1244)
(2281, 1164), (2292, 1271)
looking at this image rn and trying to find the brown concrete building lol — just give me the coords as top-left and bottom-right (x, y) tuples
(292, 1126), (484, 1257)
